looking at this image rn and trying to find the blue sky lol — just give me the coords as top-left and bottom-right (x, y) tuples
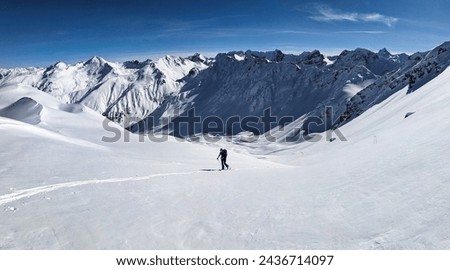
(1, 0), (449, 67)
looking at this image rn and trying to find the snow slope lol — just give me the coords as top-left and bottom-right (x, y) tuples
(1, 61), (449, 249)
(0, 97), (43, 125)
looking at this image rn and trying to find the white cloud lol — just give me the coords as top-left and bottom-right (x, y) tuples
(310, 6), (398, 27)
(334, 30), (386, 34)
(272, 30), (313, 35)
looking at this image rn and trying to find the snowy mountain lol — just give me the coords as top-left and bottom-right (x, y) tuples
(133, 42), (449, 139)
(335, 41), (450, 127)
(0, 54), (209, 126)
(130, 47), (412, 136)
(2, 42), (450, 140)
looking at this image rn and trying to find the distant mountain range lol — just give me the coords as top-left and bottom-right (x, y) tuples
(1, 41), (449, 139)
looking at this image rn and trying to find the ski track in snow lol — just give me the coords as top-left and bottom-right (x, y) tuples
(0, 171), (214, 206)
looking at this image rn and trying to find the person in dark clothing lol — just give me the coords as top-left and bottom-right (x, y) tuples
(217, 148), (229, 170)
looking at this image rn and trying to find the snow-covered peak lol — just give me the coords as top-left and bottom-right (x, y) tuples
(377, 48), (409, 63)
(378, 48), (392, 58)
(337, 48), (376, 63)
(333, 47), (408, 76)
(187, 53), (208, 64)
(158, 55), (181, 65)
(216, 49), (281, 63)
(52, 61), (68, 70)
(301, 50), (325, 65)
(84, 56), (107, 66)
(80, 56), (118, 78)
(241, 49), (286, 62)
(423, 41), (450, 61)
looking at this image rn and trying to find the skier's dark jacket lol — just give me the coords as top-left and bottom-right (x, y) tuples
(220, 149), (227, 159)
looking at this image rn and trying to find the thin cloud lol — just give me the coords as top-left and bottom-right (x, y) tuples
(273, 30), (313, 35)
(310, 6), (398, 27)
(334, 30), (386, 34)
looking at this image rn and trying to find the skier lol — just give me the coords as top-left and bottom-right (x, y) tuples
(217, 148), (230, 170)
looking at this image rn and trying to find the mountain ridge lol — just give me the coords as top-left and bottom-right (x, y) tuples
(1, 42), (449, 139)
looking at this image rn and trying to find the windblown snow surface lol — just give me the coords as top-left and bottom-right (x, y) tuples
(1, 65), (450, 249)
